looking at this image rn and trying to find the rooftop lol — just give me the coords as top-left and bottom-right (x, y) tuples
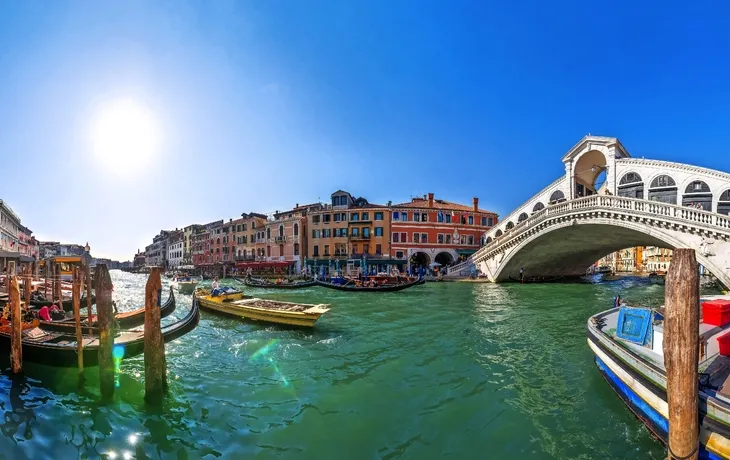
(393, 197), (496, 214)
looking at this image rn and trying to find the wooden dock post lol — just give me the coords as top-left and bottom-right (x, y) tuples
(23, 267), (31, 308)
(85, 264), (93, 335)
(9, 276), (22, 374)
(144, 267), (167, 403)
(95, 264), (115, 401)
(663, 248), (699, 460)
(73, 266), (84, 384)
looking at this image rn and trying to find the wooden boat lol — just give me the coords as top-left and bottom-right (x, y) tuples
(196, 289), (329, 327)
(315, 277), (424, 292)
(37, 287), (176, 333)
(29, 295), (96, 312)
(0, 293), (199, 367)
(601, 273), (622, 281)
(587, 300), (730, 458)
(648, 272), (666, 285)
(234, 276), (316, 289)
(508, 275), (565, 283)
(177, 276), (201, 295)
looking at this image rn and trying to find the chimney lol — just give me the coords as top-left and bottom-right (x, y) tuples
(428, 193), (434, 208)
(387, 200), (392, 206)
(473, 197), (479, 212)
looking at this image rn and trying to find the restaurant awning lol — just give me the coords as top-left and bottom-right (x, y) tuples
(456, 249), (477, 255)
(235, 261), (293, 269)
(0, 250), (22, 259)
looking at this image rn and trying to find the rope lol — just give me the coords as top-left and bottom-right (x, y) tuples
(668, 444), (698, 460)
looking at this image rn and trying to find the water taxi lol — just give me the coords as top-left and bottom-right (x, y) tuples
(587, 298), (730, 459)
(195, 289), (329, 327)
(176, 276), (201, 295)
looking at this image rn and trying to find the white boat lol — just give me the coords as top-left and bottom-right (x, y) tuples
(175, 276), (201, 295)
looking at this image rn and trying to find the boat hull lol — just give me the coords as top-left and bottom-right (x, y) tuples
(177, 281), (199, 295)
(235, 277), (316, 289)
(314, 278), (424, 292)
(197, 294), (327, 327)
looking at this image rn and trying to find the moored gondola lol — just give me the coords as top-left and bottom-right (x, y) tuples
(0, 290), (199, 367)
(315, 278), (424, 292)
(30, 295), (97, 312)
(233, 276), (316, 289)
(37, 287), (176, 333)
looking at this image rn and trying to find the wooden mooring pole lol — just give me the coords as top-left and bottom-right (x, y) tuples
(144, 267), (167, 403)
(73, 266), (84, 384)
(663, 248), (699, 460)
(95, 264), (115, 401)
(23, 267), (31, 308)
(9, 275), (22, 374)
(85, 264), (93, 335)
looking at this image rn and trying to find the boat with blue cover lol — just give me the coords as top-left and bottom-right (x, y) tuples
(587, 298), (730, 459)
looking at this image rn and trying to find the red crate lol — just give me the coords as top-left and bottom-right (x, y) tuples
(718, 331), (730, 356)
(702, 300), (730, 327)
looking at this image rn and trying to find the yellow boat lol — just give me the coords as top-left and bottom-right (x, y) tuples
(195, 290), (329, 327)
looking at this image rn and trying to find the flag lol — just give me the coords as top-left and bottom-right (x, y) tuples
(10, 241), (15, 248)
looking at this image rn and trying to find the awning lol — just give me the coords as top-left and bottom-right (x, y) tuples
(235, 261), (293, 269)
(19, 256), (34, 263)
(456, 249), (477, 255)
(0, 251), (22, 259)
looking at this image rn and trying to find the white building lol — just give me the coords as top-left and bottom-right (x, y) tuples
(0, 199), (21, 253)
(167, 231), (184, 268)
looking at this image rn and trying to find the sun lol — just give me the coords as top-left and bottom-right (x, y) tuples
(91, 99), (161, 175)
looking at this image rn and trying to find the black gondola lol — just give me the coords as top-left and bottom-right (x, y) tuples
(508, 275), (565, 283)
(0, 291), (199, 367)
(234, 276), (316, 289)
(315, 278), (425, 292)
(29, 295), (97, 312)
(37, 287), (177, 333)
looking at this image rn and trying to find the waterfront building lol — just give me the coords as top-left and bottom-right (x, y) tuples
(191, 227), (211, 266)
(306, 190), (396, 275)
(167, 230), (184, 268)
(645, 246), (672, 272)
(145, 230), (171, 267)
(232, 213), (267, 262)
(208, 221), (224, 265)
(17, 225), (35, 259)
(0, 199), (21, 254)
(391, 193), (498, 271)
(183, 224), (202, 266)
(613, 246), (645, 273)
(133, 250), (146, 267)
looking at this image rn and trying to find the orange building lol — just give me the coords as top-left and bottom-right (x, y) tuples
(391, 193), (498, 272)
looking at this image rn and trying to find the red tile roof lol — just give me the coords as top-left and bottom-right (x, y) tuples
(392, 197), (496, 215)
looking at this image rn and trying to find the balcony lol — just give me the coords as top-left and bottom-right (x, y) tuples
(349, 234), (371, 241)
(235, 255), (256, 262)
(275, 236), (286, 243)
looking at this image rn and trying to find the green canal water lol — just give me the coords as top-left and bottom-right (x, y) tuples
(1, 271), (701, 459)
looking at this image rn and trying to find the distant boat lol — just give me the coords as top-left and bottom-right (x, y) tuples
(315, 277), (424, 292)
(648, 272), (666, 285)
(176, 276), (201, 295)
(234, 276), (316, 289)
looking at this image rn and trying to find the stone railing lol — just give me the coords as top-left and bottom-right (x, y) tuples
(473, 195), (730, 262)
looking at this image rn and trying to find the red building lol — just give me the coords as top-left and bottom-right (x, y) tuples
(391, 193), (498, 271)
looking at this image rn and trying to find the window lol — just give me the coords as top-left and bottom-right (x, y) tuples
(252, 222), (256, 229)
(437, 234), (444, 244)
(363, 244), (369, 253)
(461, 235), (467, 245)
(313, 245), (319, 256)
(363, 227), (370, 237)
(323, 214), (331, 223)
(376, 244), (382, 254)
(438, 212), (444, 223)
(421, 233), (428, 243)
(392, 233), (400, 243)
(323, 229), (331, 238)
(401, 212), (408, 221)
(374, 227), (383, 237)
(324, 245), (330, 256)
(334, 213), (340, 222)
(352, 228), (359, 236)
(237, 225), (241, 232)
(294, 223), (299, 236)
(445, 234), (452, 244)
(375, 212), (383, 221)
(243, 223), (247, 231)
(400, 232), (407, 242)
(421, 213), (428, 222)
(393, 211), (400, 221)
(396, 251), (404, 258)
(481, 217), (487, 226)
(266, 228), (271, 239)
(312, 229), (321, 238)
(362, 212), (369, 221)
(467, 235), (474, 245)
(414, 213), (421, 222)
(313, 215), (321, 224)
(217, 238), (220, 244)
(446, 214), (451, 223)
(414, 233), (420, 243)
(351, 213), (359, 221)
(278, 225), (284, 237)
(468, 216), (474, 225)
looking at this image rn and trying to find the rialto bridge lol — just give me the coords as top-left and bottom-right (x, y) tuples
(467, 136), (730, 288)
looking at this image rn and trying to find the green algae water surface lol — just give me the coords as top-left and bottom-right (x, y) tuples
(0, 271), (681, 459)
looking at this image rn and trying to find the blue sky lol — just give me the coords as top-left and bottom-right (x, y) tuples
(1, 1), (729, 260)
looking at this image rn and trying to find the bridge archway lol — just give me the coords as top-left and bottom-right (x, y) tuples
(533, 202), (545, 213)
(495, 229), (503, 237)
(411, 251), (430, 268)
(435, 252), (453, 266)
(488, 219), (722, 284)
(518, 212), (529, 222)
(506, 222), (515, 230)
(648, 174), (678, 204)
(618, 172), (644, 199)
(573, 149), (608, 197)
(549, 190), (565, 204)
(682, 180), (713, 211)
(720, 190), (730, 216)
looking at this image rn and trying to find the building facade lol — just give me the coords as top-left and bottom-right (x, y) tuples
(0, 200), (21, 253)
(191, 227), (211, 266)
(134, 250), (146, 267)
(167, 230), (184, 268)
(233, 213), (267, 262)
(183, 224), (202, 266)
(145, 230), (170, 267)
(645, 246), (672, 272)
(391, 193), (498, 271)
(264, 203), (320, 273)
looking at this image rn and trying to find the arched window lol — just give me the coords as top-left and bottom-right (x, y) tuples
(549, 190), (565, 203)
(216, 238), (220, 244)
(719, 190), (730, 216)
(266, 228), (271, 239)
(495, 229), (503, 237)
(618, 172), (644, 199)
(485, 237), (493, 244)
(518, 212), (528, 222)
(682, 180), (713, 211)
(648, 175), (677, 204)
(279, 225), (284, 237)
(294, 223), (299, 236)
(532, 202), (545, 213)
(506, 222), (514, 230)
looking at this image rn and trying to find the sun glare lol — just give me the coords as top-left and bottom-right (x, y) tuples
(91, 99), (161, 175)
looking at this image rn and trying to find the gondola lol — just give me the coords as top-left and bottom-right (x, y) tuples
(29, 295), (97, 312)
(37, 287), (177, 333)
(508, 275), (565, 283)
(0, 291), (199, 367)
(233, 276), (316, 289)
(315, 278), (425, 292)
